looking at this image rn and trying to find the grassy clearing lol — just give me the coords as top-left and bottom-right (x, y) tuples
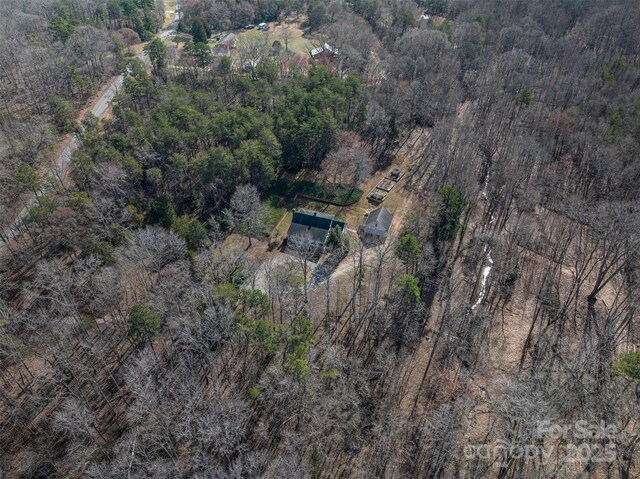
(163, 0), (176, 28)
(268, 179), (364, 205)
(263, 199), (287, 233)
(235, 22), (314, 57)
(172, 34), (192, 44)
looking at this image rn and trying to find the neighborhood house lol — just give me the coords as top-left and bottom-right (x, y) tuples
(213, 33), (237, 56)
(360, 206), (393, 244)
(310, 43), (339, 59)
(287, 208), (346, 250)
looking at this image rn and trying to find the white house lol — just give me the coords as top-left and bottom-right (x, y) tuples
(310, 43), (339, 58)
(359, 206), (393, 244)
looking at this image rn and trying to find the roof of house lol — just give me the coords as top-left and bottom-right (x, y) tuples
(311, 43), (339, 57)
(288, 209), (346, 244)
(297, 208), (335, 221)
(241, 58), (261, 69)
(218, 33), (237, 46)
(363, 206), (393, 233)
(288, 223), (332, 244)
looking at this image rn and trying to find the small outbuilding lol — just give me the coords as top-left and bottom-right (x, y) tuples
(359, 206), (393, 244)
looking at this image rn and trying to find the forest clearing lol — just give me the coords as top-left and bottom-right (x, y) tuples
(233, 20), (315, 57)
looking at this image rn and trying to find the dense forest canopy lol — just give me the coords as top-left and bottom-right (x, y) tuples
(1, 0), (640, 477)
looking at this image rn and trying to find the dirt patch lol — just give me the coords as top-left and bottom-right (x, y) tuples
(375, 178), (396, 192)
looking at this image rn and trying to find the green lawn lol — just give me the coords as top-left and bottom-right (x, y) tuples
(264, 199), (287, 230)
(263, 198), (287, 235)
(163, 0), (176, 28)
(268, 180), (363, 205)
(236, 23), (314, 57)
(171, 34), (192, 44)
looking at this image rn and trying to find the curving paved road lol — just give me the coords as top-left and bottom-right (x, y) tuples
(1, 13), (179, 251)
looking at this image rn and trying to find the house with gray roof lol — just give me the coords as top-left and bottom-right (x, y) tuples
(359, 206), (393, 244)
(287, 208), (346, 251)
(213, 33), (237, 56)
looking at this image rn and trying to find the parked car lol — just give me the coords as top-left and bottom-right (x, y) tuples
(244, 24), (255, 29)
(368, 192), (385, 204)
